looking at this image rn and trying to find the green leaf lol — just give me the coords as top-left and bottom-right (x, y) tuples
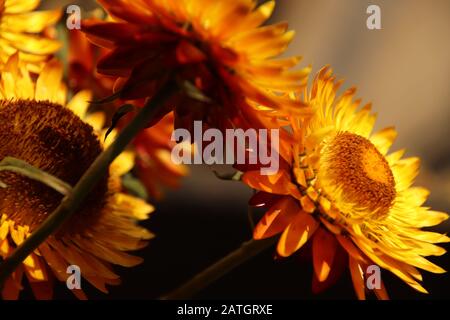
(122, 173), (149, 200)
(0, 157), (72, 195)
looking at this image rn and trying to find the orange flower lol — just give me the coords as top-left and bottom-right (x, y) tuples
(82, 0), (311, 132)
(69, 28), (188, 199)
(134, 112), (189, 199)
(241, 67), (449, 299)
(69, 29), (115, 98)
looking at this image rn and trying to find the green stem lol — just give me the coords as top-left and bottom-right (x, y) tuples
(161, 237), (277, 300)
(0, 82), (177, 289)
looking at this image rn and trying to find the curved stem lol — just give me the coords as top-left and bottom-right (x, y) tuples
(161, 237), (277, 300)
(0, 82), (177, 289)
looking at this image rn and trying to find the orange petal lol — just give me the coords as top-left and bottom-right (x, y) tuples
(242, 170), (301, 199)
(312, 228), (338, 282)
(176, 40), (207, 64)
(336, 235), (368, 264)
(253, 197), (299, 239)
(349, 256), (366, 300)
(1, 265), (24, 300)
(374, 279), (389, 300)
(312, 244), (347, 294)
(26, 272), (54, 300)
(277, 212), (318, 257)
(2, 276), (21, 300)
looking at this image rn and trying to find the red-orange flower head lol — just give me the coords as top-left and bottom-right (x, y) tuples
(69, 29), (115, 99)
(82, 0), (312, 133)
(134, 112), (189, 199)
(69, 28), (188, 199)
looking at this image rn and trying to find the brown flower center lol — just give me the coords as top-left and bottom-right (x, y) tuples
(319, 132), (396, 217)
(0, 99), (108, 231)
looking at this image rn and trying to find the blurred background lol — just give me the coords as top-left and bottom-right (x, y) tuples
(38, 0), (450, 299)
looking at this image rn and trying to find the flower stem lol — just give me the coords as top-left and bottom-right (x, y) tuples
(161, 237), (277, 300)
(0, 82), (177, 289)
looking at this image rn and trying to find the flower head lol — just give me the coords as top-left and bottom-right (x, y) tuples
(0, 55), (153, 299)
(69, 28), (115, 98)
(69, 28), (188, 199)
(82, 0), (311, 132)
(242, 67), (449, 298)
(0, 0), (61, 72)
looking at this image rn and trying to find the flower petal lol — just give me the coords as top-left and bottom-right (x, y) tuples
(253, 196), (299, 239)
(312, 228), (338, 282)
(277, 212), (318, 257)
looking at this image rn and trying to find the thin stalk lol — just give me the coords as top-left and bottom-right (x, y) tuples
(161, 237), (276, 300)
(0, 82), (177, 288)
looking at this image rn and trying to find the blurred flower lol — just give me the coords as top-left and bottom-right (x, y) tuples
(69, 28), (114, 99)
(69, 28), (188, 199)
(242, 67), (449, 299)
(0, 0), (61, 72)
(134, 112), (189, 200)
(0, 54), (154, 299)
(82, 0), (311, 133)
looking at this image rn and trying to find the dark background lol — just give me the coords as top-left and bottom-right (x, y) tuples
(36, 0), (450, 299)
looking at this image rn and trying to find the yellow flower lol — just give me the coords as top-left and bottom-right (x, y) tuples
(242, 67), (449, 299)
(83, 0), (311, 132)
(0, 54), (154, 300)
(0, 0), (61, 72)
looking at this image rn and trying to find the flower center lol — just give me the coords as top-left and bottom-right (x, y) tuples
(0, 99), (108, 231)
(319, 132), (396, 217)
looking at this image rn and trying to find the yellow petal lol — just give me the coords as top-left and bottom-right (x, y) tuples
(0, 31), (61, 55)
(2, 9), (61, 33)
(392, 157), (420, 192)
(111, 150), (135, 176)
(35, 59), (64, 103)
(113, 193), (154, 221)
(66, 90), (92, 119)
(23, 254), (47, 281)
(3, 0), (40, 14)
(84, 112), (106, 132)
(0, 221), (10, 240)
(370, 127), (397, 155)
